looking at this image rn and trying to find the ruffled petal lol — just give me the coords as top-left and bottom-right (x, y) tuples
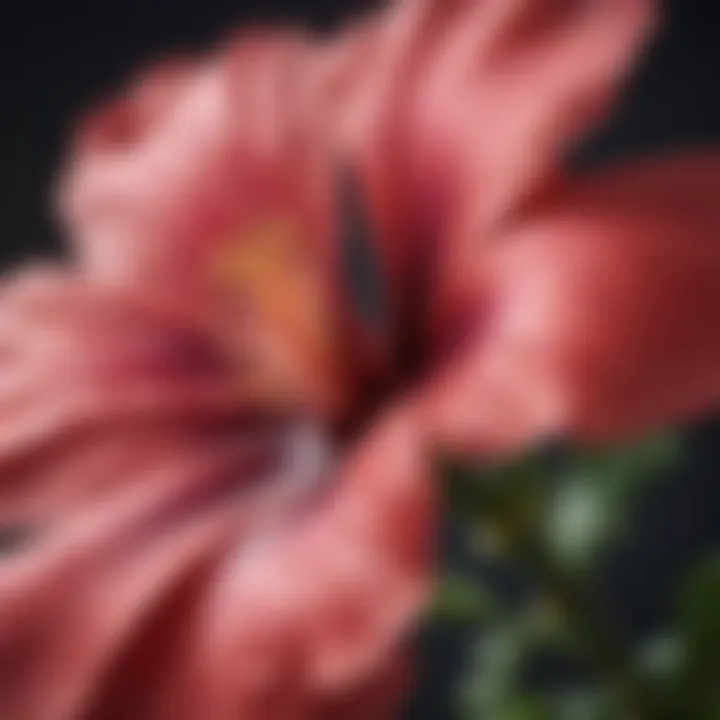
(60, 40), (326, 288)
(59, 37), (350, 413)
(319, 0), (657, 316)
(424, 154), (720, 455)
(151, 407), (434, 720)
(0, 275), (434, 719)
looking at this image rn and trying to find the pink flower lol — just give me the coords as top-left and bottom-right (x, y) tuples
(4, 0), (720, 718)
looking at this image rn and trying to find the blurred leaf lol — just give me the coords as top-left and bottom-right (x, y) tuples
(576, 432), (681, 503)
(636, 633), (685, 716)
(441, 459), (492, 522)
(462, 624), (532, 717)
(441, 450), (557, 559)
(433, 575), (501, 626)
(471, 520), (514, 557)
(525, 596), (575, 649)
(442, 448), (555, 511)
(544, 432), (681, 569)
(674, 553), (720, 717)
(442, 433), (682, 719)
(636, 633), (684, 684)
(679, 554), (720, 645)
(549, 688), (616, 720)
(492, 697), (553, 720)
(443, 432), (679, 537)
(545, 475), (614, 569)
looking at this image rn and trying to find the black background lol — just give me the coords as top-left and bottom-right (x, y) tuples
(1, 1), (720, 717)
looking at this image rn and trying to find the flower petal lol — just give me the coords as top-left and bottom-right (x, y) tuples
(425, 154), (720, 455)
(320, 0), (657, 317)
(0, 275), (434, 719)
(163, 408), (434, 719)
(59, 36), (352, 414)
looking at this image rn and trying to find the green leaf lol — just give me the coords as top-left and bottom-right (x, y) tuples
(441, 434), (683, 719)
(576, 431), (681, 504)
(462, 624), (533, 717)
(549, 688), (617, 720)
(492, 697), (553, 720)
(440, 459), (490, 523)
(635, 633), (685, 715)
(679, 553), (720, 663)
(636, 633), (684, 684)
(545, 475), (615, 568)
(432, 575), (500, 626)
(441, 451), (556, 558)
(544, 432), (681, 569)
(442, 447), (556, 511)
(674, 553), (720, 717)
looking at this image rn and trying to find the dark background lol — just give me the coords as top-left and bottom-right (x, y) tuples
(1, 1), (719, 717)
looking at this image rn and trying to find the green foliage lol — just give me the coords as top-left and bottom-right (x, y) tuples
(461, 621), (539, 719)
(636, 634), (684, 685)
(678, 554), (720, 667)
(442, 432), (681, 569)
(436, 431), (692, 720)
(433, 575), (501, 626)
(547, 688), (618, 720)
(671, 554), (720, 718)
(544, 433), (681, 570)
(545, 476), (615, 569)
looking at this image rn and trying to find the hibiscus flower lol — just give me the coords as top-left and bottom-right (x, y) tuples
(2, 0), (719, 718)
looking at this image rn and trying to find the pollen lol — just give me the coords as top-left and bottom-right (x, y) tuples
(211, 217), (339, 410)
